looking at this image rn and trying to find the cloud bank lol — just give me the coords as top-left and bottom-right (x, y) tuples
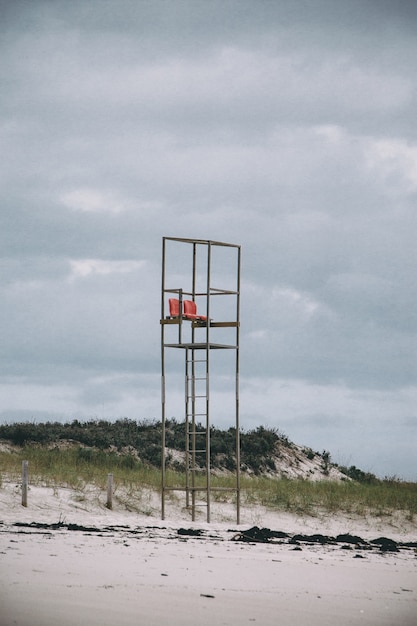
(1, 0), (416, 479)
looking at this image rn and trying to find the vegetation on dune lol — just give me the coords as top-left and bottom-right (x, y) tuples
(0, 418), (293, 475)
(0, 418), (416, 519)
(249, 475), (417, 519)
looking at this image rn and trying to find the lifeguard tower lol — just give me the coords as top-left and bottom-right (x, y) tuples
(160, 237), (241, 523)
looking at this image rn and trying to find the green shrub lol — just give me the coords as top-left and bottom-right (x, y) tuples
(339, 465), (378, 484)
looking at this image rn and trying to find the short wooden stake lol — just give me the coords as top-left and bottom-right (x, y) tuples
(106, 473), (113, 510)
(22, 460), (28, 507)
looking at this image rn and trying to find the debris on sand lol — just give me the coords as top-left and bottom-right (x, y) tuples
(231, 526), (289, 543)
(230, 526), (412, 554)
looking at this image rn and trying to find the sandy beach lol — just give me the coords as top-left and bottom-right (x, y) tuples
(1, 481), (416, 626)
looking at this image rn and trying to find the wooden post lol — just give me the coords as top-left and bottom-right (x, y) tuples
(106, 473), (113, 510)
(22, 460), (28, 507)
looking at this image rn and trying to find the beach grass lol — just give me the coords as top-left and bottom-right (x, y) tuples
(0, 446), (161, 491)
(1, 446), (416, 520)
(246, 475), (417, 519)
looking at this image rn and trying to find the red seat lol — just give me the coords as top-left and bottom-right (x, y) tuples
(169, 298), (180, 317)
(183, 300), (207, 321)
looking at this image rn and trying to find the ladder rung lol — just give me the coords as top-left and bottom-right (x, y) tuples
(186, 503), (208, 508)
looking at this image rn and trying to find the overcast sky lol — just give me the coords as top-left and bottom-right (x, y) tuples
(1, 0), (416, 479)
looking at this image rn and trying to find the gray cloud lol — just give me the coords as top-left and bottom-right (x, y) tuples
(1, 0), (416, 479)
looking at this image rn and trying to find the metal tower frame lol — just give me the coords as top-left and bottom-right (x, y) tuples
(160, 237), (241, 523)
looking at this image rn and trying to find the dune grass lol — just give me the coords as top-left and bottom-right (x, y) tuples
(0, 446), (162, 491)
(244, 475), (417, 520)
(1, 447), (416, 520)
